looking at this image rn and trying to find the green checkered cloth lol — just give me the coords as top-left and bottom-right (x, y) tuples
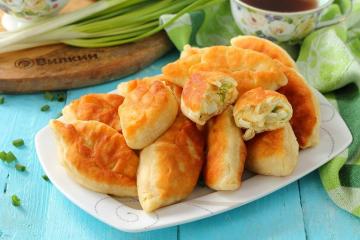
(161, 0), (360, 217)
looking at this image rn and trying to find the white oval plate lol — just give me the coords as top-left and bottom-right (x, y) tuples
(35, 89), (352, 233)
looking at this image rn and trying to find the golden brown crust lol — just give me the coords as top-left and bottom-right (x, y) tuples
(119, 80), (179, 149)
(246, 123), (299, 176)
(163, 45), (287, 93)
(230, 63), (287, 96)
(205, 107), (246, 190)
(231, 35), (296, 68)
(235, 87), (288, 107)
(163, 80), (183, 104)
(230, 36), (319, 148)
(62, 94), (124, 131)
(137, 114), (205, 212)
(200, 46), (229, 68)
(117, 79), (154, 97)
(161, 45), (203, 87)
(50, 120), (139, 197)
(201, 46), (288, 96)
(180, 44), (203, 58)
(278, 67), (320, 148)
(182, 72), (209, 113)
(117, 75), (182, 104)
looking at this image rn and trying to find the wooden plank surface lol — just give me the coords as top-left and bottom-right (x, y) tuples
(180, 182), (306, 240)
(0, 51), (359, 240)
(299, 172), (360, 239)
(0, 93), (65, 239)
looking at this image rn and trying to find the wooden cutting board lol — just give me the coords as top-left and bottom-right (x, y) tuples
(0, 1), (173, 93)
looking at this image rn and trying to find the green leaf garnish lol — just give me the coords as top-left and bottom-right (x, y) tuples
(0, 151), (6, 161)
(42, 175), (50, 182)
(41, 105), (50, 112)
(0, 96), (4, 104)
(5, 151), (17, 163)
(44, 91), (55, 101)
(11, 194), (21, 207)
(12, 139), (24, 147)
(15, 164), (26, 172)
(0, 151), (17, 163)
(56, 92), (66, 102)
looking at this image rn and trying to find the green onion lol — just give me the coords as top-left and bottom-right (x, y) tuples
(217, 82), (233, 103)
(56, 92), (66, 102)
(0, 96), (4, 104)
(12, 139), (24, 147)
(5, 151), (17, 163)
(64, 0), (212, 48)
(0, 41), (58, 53)
(42, 175), (50, 182)
(0, 151), (6, 161)
(11, 194), (21, 207)
(15, 164), (26, 172)
(0, 151), (17, 163)
(0, 0), (223, 53)
(57, 112), (63, 118)
(0, 0), (128, 49)
(44, 92), (55, 101)
(41, 105), (50, 112)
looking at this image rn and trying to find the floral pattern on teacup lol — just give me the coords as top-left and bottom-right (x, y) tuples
(294, 17), (316, 39)
(268, 20), (295, 40)
(0, 0), (68, 20)
(241, 10), (267, 30)
(230, 0), (326, 43)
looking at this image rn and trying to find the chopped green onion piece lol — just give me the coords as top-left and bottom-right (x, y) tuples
(0, 151), (6, 161)
(5, 151), (17, 163)
(42, 175), (50, 182)
(41, 105), (50, 112)
(11, 194), (21, 207)
(57, 112), (63, 118)
(217, 82), (233, 103)
(15, 164), (26, 172)
(44, 91), (55, 101)
(57, 93), (66, 102)
(0, 96), (4, 104)
(12, 139), (24, 147)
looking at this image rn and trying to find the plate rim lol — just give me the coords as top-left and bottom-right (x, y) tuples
(34, 89), (353, 233)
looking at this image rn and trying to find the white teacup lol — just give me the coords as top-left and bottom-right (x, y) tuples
(230, 0), (352, 43)
(0, 0), (69, 31)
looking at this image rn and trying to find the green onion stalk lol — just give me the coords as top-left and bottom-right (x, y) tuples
(0, 0), (224, 53)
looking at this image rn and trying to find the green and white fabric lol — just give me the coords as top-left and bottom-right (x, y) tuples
(161, 0), (360, 217)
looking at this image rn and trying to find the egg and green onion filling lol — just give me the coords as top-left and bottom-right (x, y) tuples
(234, 96), (293, 140)
(181, 72), (238, 125)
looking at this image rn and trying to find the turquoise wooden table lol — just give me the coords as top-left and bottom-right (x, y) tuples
(1, 52), (359, 240)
